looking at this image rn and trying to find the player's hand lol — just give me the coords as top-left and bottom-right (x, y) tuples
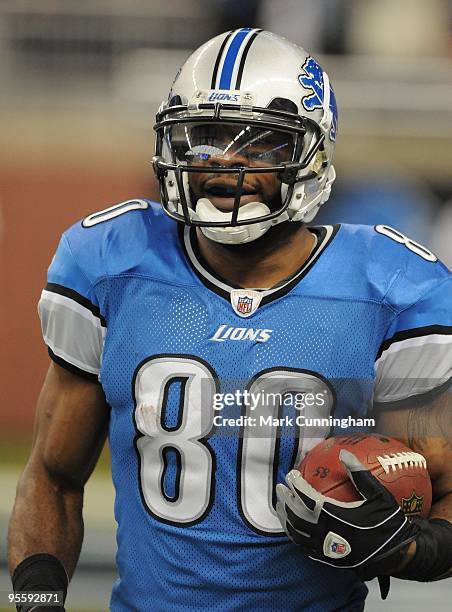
(276, 449), (420, 579)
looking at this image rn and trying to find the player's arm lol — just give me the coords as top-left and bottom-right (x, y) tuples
(277, 265), (452, 588)
(8, 362), (109, 608)
(375, 391), (452, 575)
(276, 393), (452, 591)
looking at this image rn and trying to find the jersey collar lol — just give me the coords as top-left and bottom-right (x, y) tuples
(180, 223), (339, 313)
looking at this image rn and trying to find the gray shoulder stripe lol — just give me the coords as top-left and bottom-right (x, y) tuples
(374, 340), (452, 404)
(376, 325), (452, 360)
(40, 290), (106, 329)
(45, 283), (106, 326)
(376, 333), (452, 365)
(39, 295), (104, 375)
(46, 342), (100, 376)
(49, 347), (100, 381)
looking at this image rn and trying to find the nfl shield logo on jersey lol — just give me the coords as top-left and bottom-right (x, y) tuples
(230, 289), (263, 318)
(237, 296), (253, 315)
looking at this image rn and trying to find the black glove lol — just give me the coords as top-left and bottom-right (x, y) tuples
(276, 449), (419, 576)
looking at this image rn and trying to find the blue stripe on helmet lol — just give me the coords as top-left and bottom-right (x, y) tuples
(218, 28), (252, 90)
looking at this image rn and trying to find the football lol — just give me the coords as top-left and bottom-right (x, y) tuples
(298, 433), (432, 517)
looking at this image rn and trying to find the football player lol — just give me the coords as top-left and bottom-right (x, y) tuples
(8, 29), (452, 611)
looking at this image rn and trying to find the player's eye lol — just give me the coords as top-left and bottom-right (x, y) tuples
(167, 122), (295, 166)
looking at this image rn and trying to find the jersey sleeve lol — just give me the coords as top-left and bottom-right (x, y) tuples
(374, 276), (452, 406)
(38, 232), (106, 382)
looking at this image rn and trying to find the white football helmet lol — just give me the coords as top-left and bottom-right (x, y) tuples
(153, 28), (338, 244)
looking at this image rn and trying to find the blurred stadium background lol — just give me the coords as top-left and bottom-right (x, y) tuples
(0, 1), (451, 610)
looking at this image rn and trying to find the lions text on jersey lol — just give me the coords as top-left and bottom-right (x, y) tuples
(39, 200), (452, 611)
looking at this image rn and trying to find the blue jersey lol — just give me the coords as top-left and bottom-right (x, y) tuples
(39, 200), (452, 611)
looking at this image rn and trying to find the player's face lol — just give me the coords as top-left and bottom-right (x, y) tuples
(170, 123), (295, 212)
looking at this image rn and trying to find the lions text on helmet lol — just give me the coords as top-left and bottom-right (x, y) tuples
(153, 29), (338, 245)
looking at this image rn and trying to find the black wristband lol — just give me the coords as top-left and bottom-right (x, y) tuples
(394, 518), (452, 582)
(12, 554), (68, 611)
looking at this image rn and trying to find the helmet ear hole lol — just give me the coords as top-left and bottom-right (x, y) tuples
(169, 94), (182, 107)
(312, 150), (327, 176)
(267, 97), (298, 114)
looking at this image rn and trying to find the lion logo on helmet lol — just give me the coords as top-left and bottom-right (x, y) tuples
(298, 57), (338, 142)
